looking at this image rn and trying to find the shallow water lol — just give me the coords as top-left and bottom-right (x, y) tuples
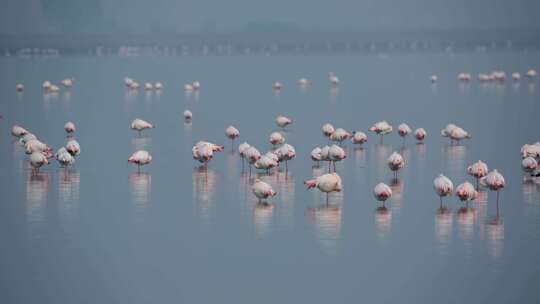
(0, 51), (539, 303)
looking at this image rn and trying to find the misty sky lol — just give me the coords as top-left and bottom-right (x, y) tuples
(1, 0), (539, 34)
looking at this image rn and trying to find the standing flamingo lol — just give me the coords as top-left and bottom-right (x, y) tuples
(387, 152), (404, 178)
(238, 142), (251, 168)
(467, 160), (488, 189)
(55, 147), (75, 168)
(522, 157), (538, 175)
(65, 139), (81, 156)
(30, 152), (49, 174)
(276, 115), (293, 129)
(252, 179), (277, 202)
(183, 110), (193, 121)
(369, 121), (392, 143)
(414, 128), (427, 142)
(329, 72), (339, 86)
(481, 170), (505, 208)
(244, 146), (261, 174)
(311, 147), (322, 166)
(398, 123), (411, 143)
(305, 172), (343, 203)
(351, 131), (367, 145)
(16, 84), (24, 92)
(128, 150), (152, 172)
(456, 181), (477, 206)
(328, 144), (346, 172)
(521, 142), (540, 159)
(330, 128), (352, 146)
(269, 132), (285, 146)
(434, 174), (454, 207)
(275, 144), (296, 172)
(225, 126), (240, 150)
(322, 123), (335, 139)
(449, 127), (471, 144)
(64, 121), (76, 135)
(373, 183), (392, 207)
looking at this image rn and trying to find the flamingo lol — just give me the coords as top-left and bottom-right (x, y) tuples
(449, 127), (471, 144)
(298, 78), (311, 87)
(184, 84), (194, 92)
(25, 139), (53, 158)
(64, 121), (76, 135)
(131, 118), (154, 135)
(275, 143), (296, 171)
(273, 82), (283, 91)
(387, 152), (404, 178)
(65, 139), (81, 156)
(522, 157), (538, 175)
(521, 142), (540, 159)
(254, 155), (278, 173)
(304, 172), (342, 203)
(128, 150), (152, 172)
(512, 73), (521, 81)
(457, 73), (471, 81)
(398, 123), (412, 142)
(30, 152), (49, 174)
(19, 133), (37, 145)
(328, 144), (346, 172)
(128, 81), (140, 90)
(183, 110), (193, 121)
(431, 75), (438, 83)
(47, 85), (60, 93)
(456, 182), (478, 204)
(414, 128), (427, 142)
(351, 131), (367, 145)
(434, 174), (454, 207)
(192, 81), (201, 90)
(225, 126), (240, 149)
(467, 160), (488, 189)
(276, 115), (292, 129)
(124, 77), (134, 87)
(329, 72), (339, 86)
(322, 123), (335, 138)
(11, 125), (29, 138)
(238, 142), (251, 167)
(369, 121), (392, 143)
(144, 82), (154, 90)
(60, 78), (74, 87)
(330, 128), (352, 145)
(55, 147), (75, 168)
(244, 146), (261, 174)
(311, 147), (322, 166)
(441, 123), (458, 141)
(481, 170), (506, 209)
(526, 69), (538, 78)
(16, 84), (24, 92)
(154, 82), (163, 90)
(478, 73), (492, 82)
(42, 81), (52, 90)
(269, 132), (285, 146)
(320, 145), (331, 170)
(252, 179), (277, 202)
(373, 183), (392, 207)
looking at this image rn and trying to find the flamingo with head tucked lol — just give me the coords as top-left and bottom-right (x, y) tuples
(387, 152), (404, 178)
(369, 121), (392, 144)
(276, 115), (292, 129)
(373, 183), (392, 207)
(30, 152), (49, 174)
(351, 131), (367, 146)
(131, 118), (154, 135)
(434, 174), (454, 207)
(225, 126), (240, 150)
(467, 160), (488, 189)
(128, 150), (152, 172)
(252, 179), (277, 202)
(305, 172), (342, 203)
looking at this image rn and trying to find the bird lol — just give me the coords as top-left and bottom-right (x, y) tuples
(11, 125), (29, 138)
(252, 179), (277, 202)
(254, 155), (278, 173)
(431, 75), (438, 83)
(434, 174), (454, 207)
(457, 73), (471, 81)
(351, 131), (367, 145)
(414, 128), (427, 142)
(238, 142), (251, 167)
(144, 82), (154, 90)
(521, 142), (540, 159)
(25, 139), (53, 158)
(192, 141), (224, 166)
(455, 182), (477, 204)
(330, 128), (352, 145)
(328, 144), (346, 172)
(311, 147), (323, 166)
(225, 126), (240, 150)
(154, 82), (163, 90)
(298, 78), (312, 87)
(526, 69), (538, 78)
(441, 123), (458, 141)
(128, 150), (152, 172)
(60, 78), (74, 87)
(184, 84), (194, 92)
(398, 123), (412, 142)
(305, 172), (343, 203)
(64, 121), (76, 135)
(322, 123), (335, 140)
(65, 139), (81, 156)
(16, 84), (24, 92)
(183, 110), (193, 121)
(19, 133), (37, 145)
(55, 147), (75, 168)
(369, 121), (393, 143)
(374, 182), (392, 206)
(522, 157), (538, 174)
(47, 84), (60, 93)
(273, 82), (283, 91)
(512, 73), (521, 81)
(124, 77), (134, 87)
(192, 81), (201, 90)
(467, 160), (488, 189)
(275, 143), (296, 172)
(42, 81), (52, 90)
(329, 72), (339, 86)
(449, 127), (471, 143)
(276, 115), (292, 129)
(481, 170), (506, 207)
(30, 152), (49, 174)
(244, 146), (262, 174)
(131, 118), (154, 135)
(269, 132), (285, 146)
(387, 152), (404, 178)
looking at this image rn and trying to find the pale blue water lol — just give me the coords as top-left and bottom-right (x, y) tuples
(0, 51), (539, 303)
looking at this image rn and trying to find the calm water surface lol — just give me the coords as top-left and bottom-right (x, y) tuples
(0, 52), (539, 303)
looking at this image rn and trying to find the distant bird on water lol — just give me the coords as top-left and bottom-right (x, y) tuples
(433, 174), (453, 207)
(373, 183), (392, 207)
(128, 150), (152, 172)
(131, 118), (154, 135)
(252, 179), (277, 202)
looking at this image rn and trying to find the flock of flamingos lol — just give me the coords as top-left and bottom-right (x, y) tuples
(9, 68), (540, 216)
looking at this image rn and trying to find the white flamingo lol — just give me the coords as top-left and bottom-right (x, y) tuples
(311, 147), (323, 166)
(431, 75), (438, 83)
(65, 139), (81, 156)
(387, 152), (404, 178)
(55, 147), (75, 168)
(369, 121), (393, 143)
(183, 110), (193, 121)
(467, 160), (488, 189)
(351, 131), (367, 145)
(328, 144), (346, 172)
(225, 126), (240, 149)
(254, 155), (278, 173)
(11, 125), (29, 138)
(322, 123), (335, 138)
(275, 143), (296, 172)
(414, 128), (427, 142)
(64, 121), (76, 135)
(252, 179), (277, 202)
(16, 84), (24, 92)
(481, 170), (506, 211)
(298, 78), (311, 87)
(449, 127), (471, 143)
(269, 132), (285, 146)
(244, 146), (261, 174)
(521, 142), (540, 159)
(330, 128), (352, 145)
(329, 72), (339, 86)
(434, 174), (454, 207)
(276, 115), (292, 129)
(273, 82), (283, 91)
(128, 150), (152, 172)
(456, 182), (477, 203)
(526, 69), (538, 78)
(374, 183), (392, 207)
(305, 172), (343, 203)
(131, 118), (154, 135)
(398, 123), (412, 142)
(30, 152), (49, 174)
(61, 78), (74, 87)
(522, 157), (538, 175)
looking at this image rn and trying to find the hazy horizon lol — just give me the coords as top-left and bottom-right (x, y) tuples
(1, 0), (540, 34)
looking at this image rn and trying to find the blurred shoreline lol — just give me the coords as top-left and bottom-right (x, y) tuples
(1, 29), (539, 56)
